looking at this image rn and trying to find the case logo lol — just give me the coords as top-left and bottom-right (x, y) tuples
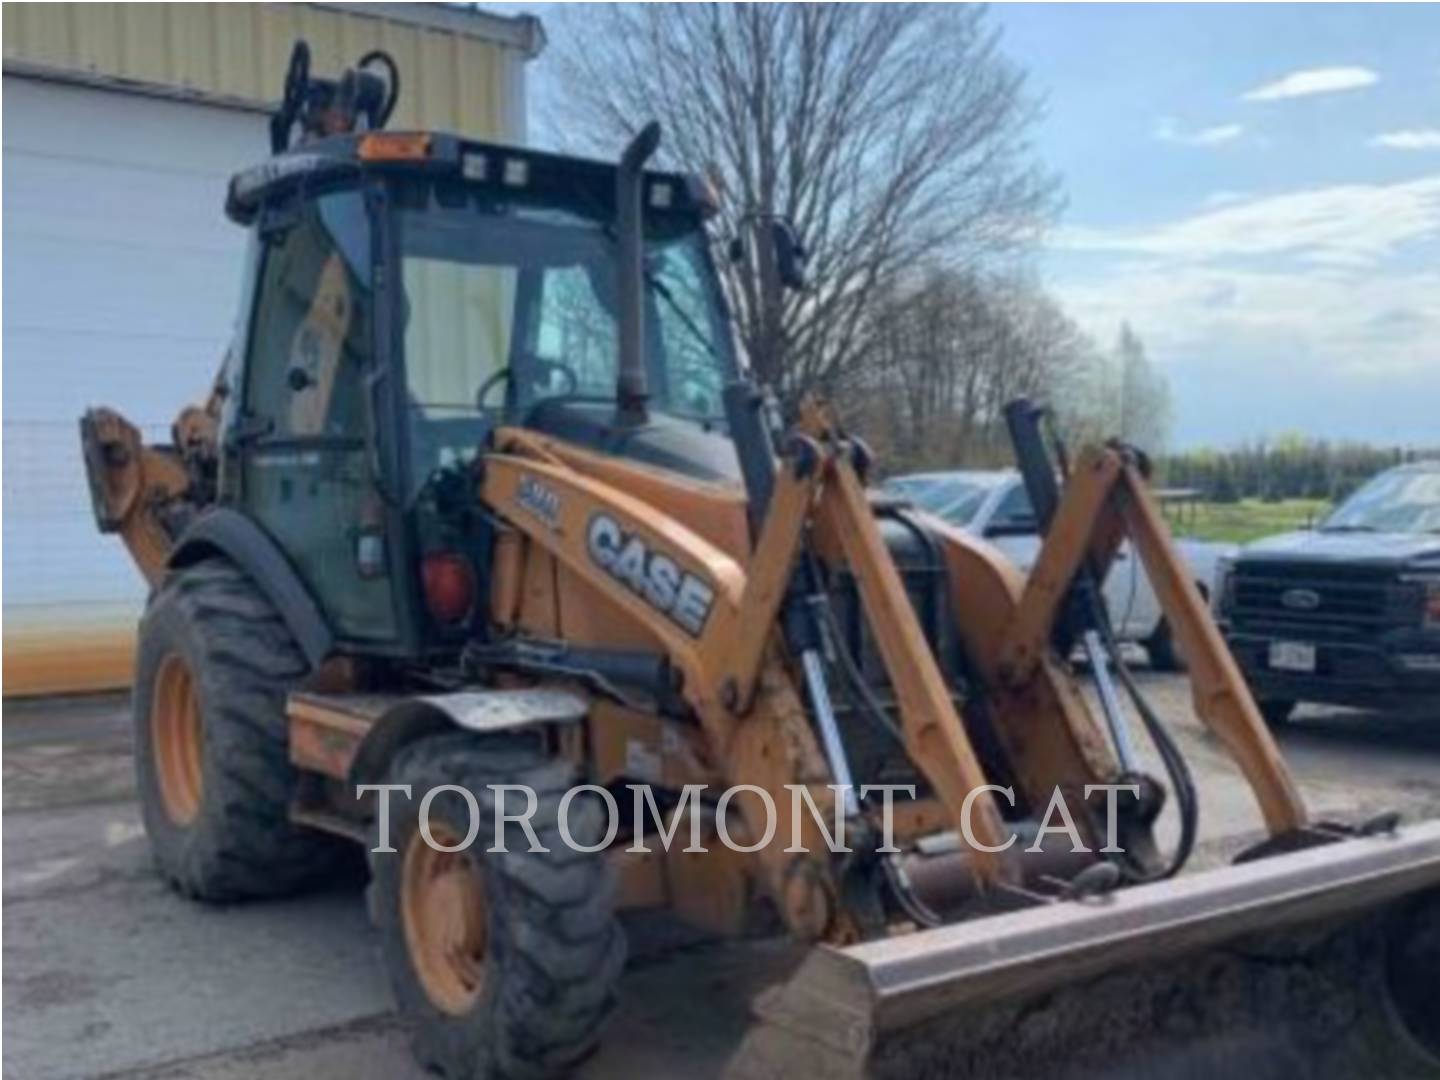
(587, 514), (715, 636)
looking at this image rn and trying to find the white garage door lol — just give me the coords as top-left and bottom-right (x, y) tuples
(3, 76), (267, 694)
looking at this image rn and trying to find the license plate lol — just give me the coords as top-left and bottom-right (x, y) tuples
(1269, 641), (1316, 673)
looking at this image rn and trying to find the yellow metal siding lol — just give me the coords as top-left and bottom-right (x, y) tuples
(2, 3), (531, 698)
(2, 2), (520, 139)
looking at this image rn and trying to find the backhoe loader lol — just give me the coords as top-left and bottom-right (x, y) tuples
(82, 44), (1439, 1079)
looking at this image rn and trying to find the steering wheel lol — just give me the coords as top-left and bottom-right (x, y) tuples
(474, 367), (513, 414)
(357, 50), (400, 129)
(475, 358), (581, 415)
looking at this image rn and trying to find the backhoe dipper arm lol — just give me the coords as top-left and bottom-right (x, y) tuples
(997, 443), (1308, 836)
(79, 408), (192, 585)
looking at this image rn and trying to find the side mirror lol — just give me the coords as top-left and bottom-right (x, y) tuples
(771, 219), (807, 291)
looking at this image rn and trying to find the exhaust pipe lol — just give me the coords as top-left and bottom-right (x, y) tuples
(616, 121), (662, 426)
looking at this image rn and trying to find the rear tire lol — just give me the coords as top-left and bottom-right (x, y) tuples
(1146, 584), (1207, 673)
(1144, 618), (1184, 672)
(368, 732), (625, 1079)
(1258, 698), (1298, 727)
(132, 557), (345, 900)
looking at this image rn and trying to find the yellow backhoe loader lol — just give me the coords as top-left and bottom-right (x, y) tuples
(82, 44), (1439, 1079)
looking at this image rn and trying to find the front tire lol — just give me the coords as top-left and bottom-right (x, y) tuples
(1258, 698), (1298, 727)
(132, 557), (344, 899)
(1144, 618), (1183, 672)
(368, 733), (625, 1079)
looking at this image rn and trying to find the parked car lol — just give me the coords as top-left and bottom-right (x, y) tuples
(1214, 461), (1440, 724)
(885, 470), (1234, 669)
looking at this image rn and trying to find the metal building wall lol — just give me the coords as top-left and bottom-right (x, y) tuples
(1, 2), (541, 138)
(2, 2), (539, 697)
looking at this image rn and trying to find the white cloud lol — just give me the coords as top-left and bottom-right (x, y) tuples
(1190, 124), (1244, 146)
(1047, 175), (1440, 442)
(1371, 129), (1440, 150)
(1155, 118), (1244, 146)
(1051, 263), (1440, 382)
(1057, 175), (1440, 267)
(1241, 66), (1378, 101)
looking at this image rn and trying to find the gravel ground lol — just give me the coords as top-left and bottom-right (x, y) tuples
(4, 680), (1438, 1079)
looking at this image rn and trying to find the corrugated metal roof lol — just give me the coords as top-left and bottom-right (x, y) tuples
(1, 2), (541, 139)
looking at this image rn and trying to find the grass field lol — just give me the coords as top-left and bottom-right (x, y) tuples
(1165, 498), (1330, 545)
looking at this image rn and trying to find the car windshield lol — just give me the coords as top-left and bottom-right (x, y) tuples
(1321, 468), (1440, 534)
(888, 475), (1001, 526)
(397, 195), (735, 495)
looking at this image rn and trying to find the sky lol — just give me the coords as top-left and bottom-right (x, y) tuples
(511, 3), (1439, 449)
(987, 3), (1440, 448)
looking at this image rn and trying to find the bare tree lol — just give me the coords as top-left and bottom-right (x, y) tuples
(547, 3), (1058, 406)
(1060, 322), (1173, 454)
(858, 269), (1095, 471)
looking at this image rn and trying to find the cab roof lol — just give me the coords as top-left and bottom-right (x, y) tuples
(225, 130), (715, 226)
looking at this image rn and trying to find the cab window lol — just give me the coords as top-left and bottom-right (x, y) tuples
(244, 191), (371, 440)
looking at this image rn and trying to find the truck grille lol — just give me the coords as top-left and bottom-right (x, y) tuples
(1230, 562), (1412, 630)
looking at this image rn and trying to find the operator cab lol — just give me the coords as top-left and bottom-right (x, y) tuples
(219, 44), (742, 655)
(226, 126), (742, 485)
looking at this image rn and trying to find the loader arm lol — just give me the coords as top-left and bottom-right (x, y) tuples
(802, 419), (1013, 879)
(483, 435), (851, 940)
(484, 418), (1024, 936)
(729, 416), (1440, 1080)
(998, 444), (1308, 835)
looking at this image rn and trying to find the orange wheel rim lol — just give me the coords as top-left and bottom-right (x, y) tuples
(151, 653), (204, 825)
(401, 822), (489, 1014)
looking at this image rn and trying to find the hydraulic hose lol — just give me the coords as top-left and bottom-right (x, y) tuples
(1026, 400), (1198, 883)
(814, 592), (904, 745)
(1093, 605), (1199, 882)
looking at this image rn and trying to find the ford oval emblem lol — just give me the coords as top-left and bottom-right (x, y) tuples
(1280, 587), (1322, 612)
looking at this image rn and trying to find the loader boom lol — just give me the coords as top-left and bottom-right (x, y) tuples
(997, 443), (1307, 835)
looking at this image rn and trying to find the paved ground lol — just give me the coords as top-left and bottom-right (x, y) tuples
(5, 681), (1440, 1079)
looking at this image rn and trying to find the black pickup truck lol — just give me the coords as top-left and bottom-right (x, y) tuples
(1215, 461), (1440, 723)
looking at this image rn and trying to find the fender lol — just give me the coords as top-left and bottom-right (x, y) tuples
(169, 508), (333, 669)
(344, 688), (589, 788)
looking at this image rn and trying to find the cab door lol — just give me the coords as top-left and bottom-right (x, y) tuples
(236, 189), (402, 647)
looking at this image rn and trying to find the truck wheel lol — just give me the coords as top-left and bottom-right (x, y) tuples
(132, 557), (344, 899)
(1145, 583), (1207, 673)
(1258, 698), (1298, 727)
(1144, 618), (1183, 672)
(368, 733), (625, 1079)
